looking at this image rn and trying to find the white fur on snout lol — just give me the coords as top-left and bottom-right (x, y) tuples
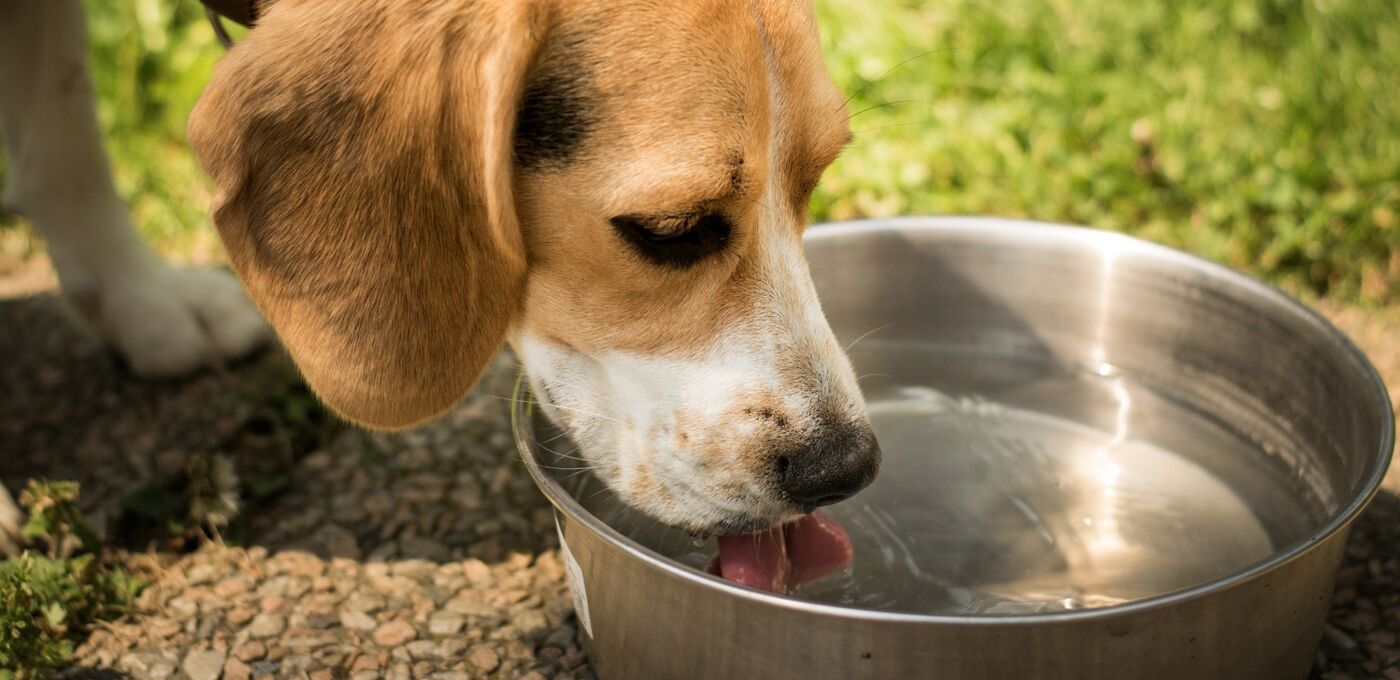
(514, 314), (860, 533)
(513, 211), (870, 534)
(516, 331), (782, 527)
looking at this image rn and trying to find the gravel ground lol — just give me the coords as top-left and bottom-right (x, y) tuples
(1, 291), (588, 680)
(2, 286), (1398, 679)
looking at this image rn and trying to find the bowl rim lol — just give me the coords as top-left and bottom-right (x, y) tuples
(513, 215), (1396, 625)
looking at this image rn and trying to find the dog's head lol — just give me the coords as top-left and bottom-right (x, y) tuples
(190, 0), (878, 535)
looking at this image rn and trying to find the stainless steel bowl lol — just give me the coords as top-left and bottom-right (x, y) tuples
(513, 217), (1394, 680)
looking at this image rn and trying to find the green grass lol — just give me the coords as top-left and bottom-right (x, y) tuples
(81, 0), (233, 258)
(813, 0), (1399, 303)
(1, 0), (1396, 302)
(0, 482), (143, 679)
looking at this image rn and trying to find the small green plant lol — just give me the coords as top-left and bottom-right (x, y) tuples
(0, 481), (144, 679)
(186, 452), (240, 532)
(19, 481), (98, 559)
(119, 452), (241, 546)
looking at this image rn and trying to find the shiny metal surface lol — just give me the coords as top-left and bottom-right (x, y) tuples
(515, 217), (1395, 680)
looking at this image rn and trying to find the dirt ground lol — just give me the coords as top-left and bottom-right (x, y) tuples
(2, 274), (1398, 679)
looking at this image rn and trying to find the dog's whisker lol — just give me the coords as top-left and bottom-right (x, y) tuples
(522, 374), (621, 413)
(487, 394), (626, 426)
(541, 401), (625, 426)
(852, 119), (936, 136)
(533, 462), (601, 472)
(538, 428), (575, 446)
(568, 467), (605, 483)
(843, 322), (894, 353)
(549, 378), (619, 409)
(536, 440), (593, 464)
(835, 48), (950, 113)
(846, 99), (930, 121)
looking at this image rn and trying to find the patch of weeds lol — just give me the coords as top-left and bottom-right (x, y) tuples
(18, 481), (97, 558)
(186, 453), (240, 531)
(118, 452), (242, 550)
(0, 481), (143, 679)
(116, 361), (341, 550)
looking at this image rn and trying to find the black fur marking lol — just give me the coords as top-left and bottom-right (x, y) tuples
(514, 42), (596, 169)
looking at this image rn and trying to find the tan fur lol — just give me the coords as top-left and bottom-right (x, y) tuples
(190, 0), (543, 428)
(191, 0), (849, 427)
(190, 0), (871, 531)
(514, 0), (849, 358)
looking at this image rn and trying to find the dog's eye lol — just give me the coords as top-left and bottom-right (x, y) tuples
(610, 212), (732, 269)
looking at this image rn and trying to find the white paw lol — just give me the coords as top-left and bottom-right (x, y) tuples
(96, 265), (272, 377)
(0, 484), (23, 556)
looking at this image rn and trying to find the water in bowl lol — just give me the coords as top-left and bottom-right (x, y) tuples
(543, 341), (1334, 615)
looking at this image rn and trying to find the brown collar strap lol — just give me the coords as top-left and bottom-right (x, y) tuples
(200, 0), (258, 27)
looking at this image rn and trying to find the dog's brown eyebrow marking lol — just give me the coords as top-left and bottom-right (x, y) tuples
(515, 35), (595, 169)
(687, 154), (748, 205)
(629, 153), (748, 215)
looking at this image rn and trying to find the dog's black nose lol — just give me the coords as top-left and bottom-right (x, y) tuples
(777, 422), (881, 509)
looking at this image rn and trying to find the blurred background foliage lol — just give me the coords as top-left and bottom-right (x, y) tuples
(814, 0), (1399, 303)
(1, 0), (1397, 302)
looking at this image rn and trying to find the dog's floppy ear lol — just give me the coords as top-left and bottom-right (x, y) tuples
(190, 1), (544, 428)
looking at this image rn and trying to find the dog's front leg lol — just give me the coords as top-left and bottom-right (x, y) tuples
(0, 0), (270, 377)
(0, 482), (21, 555)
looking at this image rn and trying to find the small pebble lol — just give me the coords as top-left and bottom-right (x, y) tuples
(248, 613), (286, 639)
(249, 659), (280, 675)
(181, 648), (226, 680)
(1325, 624), (1363, 659)
(467, 645), (501, 673)
(226, 605), (257, 626)
(406, 639), (441, 660)
(373, 620), (418, 647)
(341, 610), (378, 631)
(304, 614), (339, 630)
(462, 559), (493, 586)
(223, 657), (252, 680)
(428, 612), (466, 636)
(235, 641), (267, 662)
(149, 618), (182, 639)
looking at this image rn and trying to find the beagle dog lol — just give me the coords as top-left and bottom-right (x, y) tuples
(1, 0), (880, 554)
(190, 0), (882, 536)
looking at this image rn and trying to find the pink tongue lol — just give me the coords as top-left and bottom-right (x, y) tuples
(711, 510), (853, 592)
